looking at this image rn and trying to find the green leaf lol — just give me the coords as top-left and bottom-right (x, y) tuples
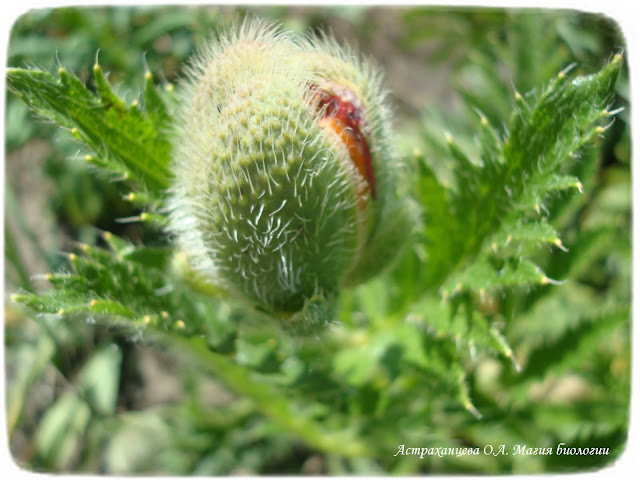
(12, 232), (216, 336)
(6, 65), (173, 193)
(6, 334), (56, 435)
(166, 333), (371, 458)
(491, 221), (563, 255)
(34, 391), (92, 470)
(143, 70), (172, 129)
(519, 306), (628, 380)
(437, 54), (622, 299)
(104, 411), (174, 475)
(76, 344), (122, 415)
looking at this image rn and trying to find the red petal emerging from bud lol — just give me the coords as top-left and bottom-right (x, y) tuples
(310, 84), (377, 200)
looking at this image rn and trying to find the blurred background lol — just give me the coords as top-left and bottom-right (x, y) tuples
(4, 5), (630, 475)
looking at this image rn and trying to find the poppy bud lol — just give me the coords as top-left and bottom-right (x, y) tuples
(169, 19), (415, 332)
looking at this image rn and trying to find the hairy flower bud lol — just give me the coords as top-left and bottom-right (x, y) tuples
(169, 19), (415, 331)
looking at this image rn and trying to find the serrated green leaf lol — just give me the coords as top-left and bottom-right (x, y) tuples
(11, 291), (77, 315)
(424, 54), (622, 309)
(491, 221), (563, 255)
(409, 153), (459, 289)
(406, 294), (518, 371)
(519, 305), (628, 381)
(88, 299), (135, 318)
(442, 257), (547, 298)
(540, 174), (584, 194)
(7, 66), (172, 193)
(143, 71), (172, 129)
(504, 55), (621, 182)
(12, 231), (217, 336)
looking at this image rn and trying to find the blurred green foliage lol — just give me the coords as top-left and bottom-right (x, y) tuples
(5, 6), (630, 475)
